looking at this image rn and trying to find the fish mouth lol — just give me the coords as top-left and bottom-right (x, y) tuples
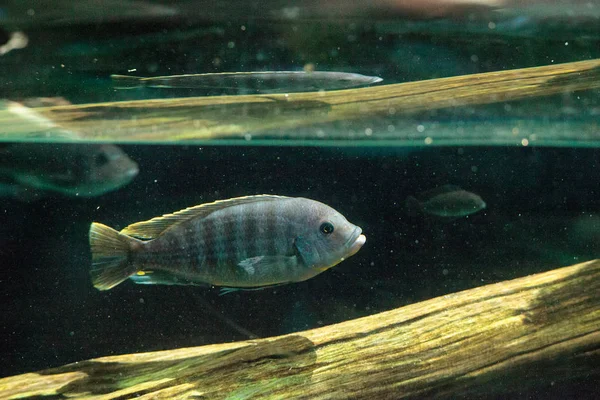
(124, 165), (140, 178)
(345, 226), (366, 257)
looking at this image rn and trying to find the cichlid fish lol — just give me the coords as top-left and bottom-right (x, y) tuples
(406, 184), (486, 218)
(89, 195), (366, 291)
(111, 71), (383, 93)
(0, 143), (139, 198)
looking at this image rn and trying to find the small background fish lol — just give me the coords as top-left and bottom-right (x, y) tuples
(0, 143), (139, 199)
(111, 71), (383, 94)
(89, 195), (366, 291)
(406, 184), (486, 218)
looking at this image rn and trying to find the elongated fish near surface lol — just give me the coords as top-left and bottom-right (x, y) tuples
(89, 195), (366, 291)
(111, 71), (383, 93)
(0, 143), (138, 198)
(406, 185), (486, 218)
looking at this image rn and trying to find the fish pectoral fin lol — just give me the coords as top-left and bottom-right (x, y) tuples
(219, 283), (287, 296)
(237, 255), (298, 275)
(129, 270), (208, 287)
(120, 194), (290, 239)
(293, 237), (319, 268)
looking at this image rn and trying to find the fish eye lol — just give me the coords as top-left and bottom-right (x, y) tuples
(95, 153), (110, 167)
(319, 222), (334, 235)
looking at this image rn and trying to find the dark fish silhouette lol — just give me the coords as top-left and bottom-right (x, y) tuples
(406, 185), (486, 218)
(0, 143), (138, 199)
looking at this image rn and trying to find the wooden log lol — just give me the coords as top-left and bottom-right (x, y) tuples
(1, 59), (599, 143)
(1, 260), (599, 399)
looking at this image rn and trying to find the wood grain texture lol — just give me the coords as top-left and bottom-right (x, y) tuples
(1, 59), (599, 143)
(1, 260), (598, 399)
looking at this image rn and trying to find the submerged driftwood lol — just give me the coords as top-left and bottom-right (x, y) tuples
(1, 260), (599, 399)
(1, 58), (599, 143)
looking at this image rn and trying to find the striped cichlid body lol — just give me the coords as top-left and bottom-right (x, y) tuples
(89, 195), (365, 291)
(111, 71), (383, 93)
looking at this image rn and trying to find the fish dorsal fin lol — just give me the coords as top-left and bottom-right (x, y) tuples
(120, 194), (289, 239)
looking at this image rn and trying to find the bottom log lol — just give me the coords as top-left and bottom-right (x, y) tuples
(1, 260), (599, 399)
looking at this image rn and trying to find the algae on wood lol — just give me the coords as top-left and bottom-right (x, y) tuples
(1, 259), (599, 399)
(0, 59), (599, 144)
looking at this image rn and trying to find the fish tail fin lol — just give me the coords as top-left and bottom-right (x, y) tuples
(405, 196), (422, 217)
(89, 222), (143, 290)
(110, 74), (145, 89)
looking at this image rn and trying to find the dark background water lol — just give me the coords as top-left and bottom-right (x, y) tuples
(2, 145), (599, 398)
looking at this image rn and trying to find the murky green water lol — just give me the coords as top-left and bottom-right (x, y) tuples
(1, 2), (599, 398)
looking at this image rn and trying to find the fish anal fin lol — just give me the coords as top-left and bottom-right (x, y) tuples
(129, 270), (209, 287)
(121, 194), (289, 239)
(219, 283), (287, 296)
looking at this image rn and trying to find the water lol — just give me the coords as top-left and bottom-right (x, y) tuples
(1, 2), (599, 398)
